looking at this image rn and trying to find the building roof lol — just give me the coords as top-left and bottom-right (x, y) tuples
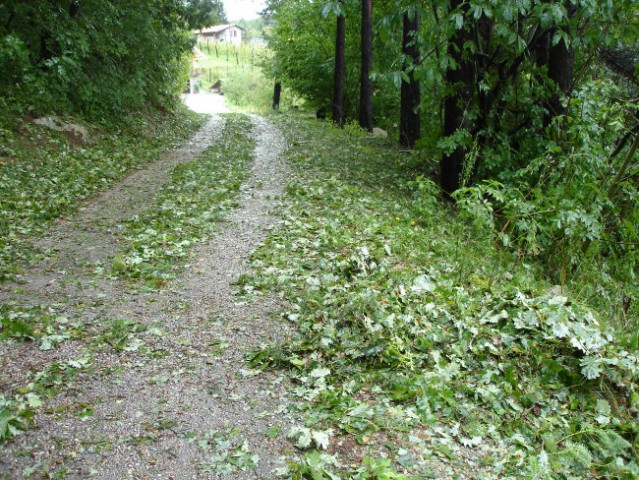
(198, 24), (246, 35)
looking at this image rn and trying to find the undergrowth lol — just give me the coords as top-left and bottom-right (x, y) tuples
(246, 113), (639, 479)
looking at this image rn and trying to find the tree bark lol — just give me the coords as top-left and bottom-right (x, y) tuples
(332, 1), (346, 126)
(543, 3), (576, 125)
(440, 0), (474, 197)
(535, 28), (552, 69)
(400, 10), (421, 149)
(272, 82), (281, 110)
(69, 0), (80, 18)
(546, 34), (573, 121)
(359, 0), (373, 132)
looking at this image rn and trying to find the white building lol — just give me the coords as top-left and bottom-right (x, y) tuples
(197, 24), (245, 45)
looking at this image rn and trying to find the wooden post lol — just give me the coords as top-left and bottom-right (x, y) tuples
(359, 0), (373, 132)
(273, 82), (282, 110)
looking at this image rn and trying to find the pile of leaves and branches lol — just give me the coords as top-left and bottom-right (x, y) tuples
(262, 1), (638, 339)
(247, 114), (639, 479)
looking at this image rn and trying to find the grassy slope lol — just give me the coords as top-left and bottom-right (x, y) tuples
(0, 106), (204, 281)
(246, 113), (639, 479)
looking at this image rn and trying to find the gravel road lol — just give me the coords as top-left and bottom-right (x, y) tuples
(0, 96), (295, 479)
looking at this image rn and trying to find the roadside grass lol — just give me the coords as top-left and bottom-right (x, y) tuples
(0, 106), (205, 282)
(246, 113), (639, 479)
(112, 114), (255, 286)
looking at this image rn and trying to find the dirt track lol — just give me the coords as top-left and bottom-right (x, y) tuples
(0, 96), (295, 479)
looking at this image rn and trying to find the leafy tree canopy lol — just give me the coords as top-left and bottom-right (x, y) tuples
(182, 0), (227, 29)
(0, 0), (221, 116)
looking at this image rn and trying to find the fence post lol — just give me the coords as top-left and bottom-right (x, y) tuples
(273, 82), (282, 110)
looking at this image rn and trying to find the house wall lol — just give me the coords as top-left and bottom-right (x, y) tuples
(198, 26), (244, 45)
(221, 27), (242, 45)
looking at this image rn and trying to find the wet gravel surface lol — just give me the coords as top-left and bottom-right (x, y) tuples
(0, 112), (294, 479)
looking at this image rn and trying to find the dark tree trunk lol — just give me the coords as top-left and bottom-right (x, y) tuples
(475, 13), (492, 132)
(535, 28), (552, 68)
(272, 82), (282, 110)
(400, 10), (420, 149)
(332, 1), (346, 126)
(440, 0), (474, 197)
(69, 0), (80, 18)
(546, 34), (574, 121)
(359, 0), (373, 132)
(542, 3), (576, 126)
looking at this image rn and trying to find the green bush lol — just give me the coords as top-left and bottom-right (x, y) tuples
(223, 68), (273, 111)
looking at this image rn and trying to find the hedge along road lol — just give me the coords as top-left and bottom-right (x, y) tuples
(0, 94), (295, 478)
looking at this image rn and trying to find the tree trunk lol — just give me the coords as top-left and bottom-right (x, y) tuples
(332, 1), (346, 126)
(272, 82), (281, 110)
(535, 28), (552, 69)
(440, 0), (474, 197)
(400, 10), (421, 149)
(543, 3), (576, 126)
(359, 0), (373, 132)
(546, 34), (574, 121)
(69, 0), (80, 18)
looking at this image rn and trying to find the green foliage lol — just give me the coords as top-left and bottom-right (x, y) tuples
(0, 107), (204, 282)
(0, 304), (85, 350)
(0, 0), (199, 116)
(262, 0), (386, 118)
(262, 0), (639, 298)
(182, 0), (227, 29)
(93, 318), (146, 353)
(454, 78), (638, 323)
(195, 428), (260, 475)
(223, 68), (274, 111)
(0, 357), (92, 441)
(282, 452), (410, 480)
(246, 113), (639, 478)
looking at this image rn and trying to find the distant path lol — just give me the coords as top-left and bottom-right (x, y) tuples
(182, 93), (231, 114)
(0, 107), (294, 478)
